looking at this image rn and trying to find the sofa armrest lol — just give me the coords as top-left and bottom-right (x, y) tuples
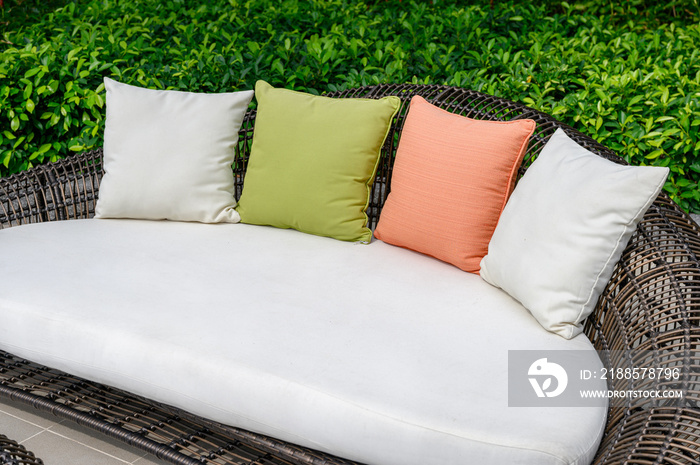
(0, 150), (103, 229)
(585, 192), (700, 464)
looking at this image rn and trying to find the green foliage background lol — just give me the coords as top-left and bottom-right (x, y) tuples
(1, 0), (699, 212)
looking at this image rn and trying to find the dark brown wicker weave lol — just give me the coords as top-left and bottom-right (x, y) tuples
(0, 435), (43, 465)
(0, 84), (699, 465)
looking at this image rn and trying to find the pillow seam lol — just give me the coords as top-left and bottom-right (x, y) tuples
(498, 121), (536, 214)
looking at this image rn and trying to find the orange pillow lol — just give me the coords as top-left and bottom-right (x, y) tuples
(374, 96), (536, 273)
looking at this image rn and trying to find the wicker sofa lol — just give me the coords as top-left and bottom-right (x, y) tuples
(0, 84), (699, 465)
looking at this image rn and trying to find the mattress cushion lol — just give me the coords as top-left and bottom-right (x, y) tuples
(0, 219), (607, 465)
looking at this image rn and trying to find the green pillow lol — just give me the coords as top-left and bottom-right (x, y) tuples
(236, 81), (401, 242)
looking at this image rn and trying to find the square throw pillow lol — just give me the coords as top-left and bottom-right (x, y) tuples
(480, 128), (669, 339)
(373, 95), (536, 272)
(94, 77), (254, 223)
(235, 80), (401, 242)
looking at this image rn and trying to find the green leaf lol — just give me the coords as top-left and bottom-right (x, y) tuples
(47, 80), (59, 93)
(66, 47), (80, 61)
(656, 116), (676, 123)
(24, 67), (41, 79)
(2, 151), (11, 168)
(594, 88), (607, 103)
(23, 83), (33, 100)
(272, 59), (284, 76)
(645, 117), (655, 133)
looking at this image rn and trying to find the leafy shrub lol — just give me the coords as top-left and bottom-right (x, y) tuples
(1, 0), (699, 212)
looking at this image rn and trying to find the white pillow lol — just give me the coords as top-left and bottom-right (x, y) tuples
(479, 128), (669, 339)
(95, 78), (254, 223)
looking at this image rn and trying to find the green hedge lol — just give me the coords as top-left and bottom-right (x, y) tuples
(2, 0), (699, 212)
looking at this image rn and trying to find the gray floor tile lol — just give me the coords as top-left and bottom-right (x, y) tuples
(0, 397), (65, 429)
(0, 410), (44, 443)
(22, 430), (130, 465)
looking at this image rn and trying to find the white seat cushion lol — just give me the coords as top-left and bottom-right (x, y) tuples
(0, 219), (606, 465)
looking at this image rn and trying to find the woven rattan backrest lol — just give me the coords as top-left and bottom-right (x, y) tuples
(0, 149), (103, 227)
(0, 84), (623, 229)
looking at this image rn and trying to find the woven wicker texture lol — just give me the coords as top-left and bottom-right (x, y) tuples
(1, 84), (699, 464)
(0, 434), (43, 465)
(0, 352), (357, 465)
